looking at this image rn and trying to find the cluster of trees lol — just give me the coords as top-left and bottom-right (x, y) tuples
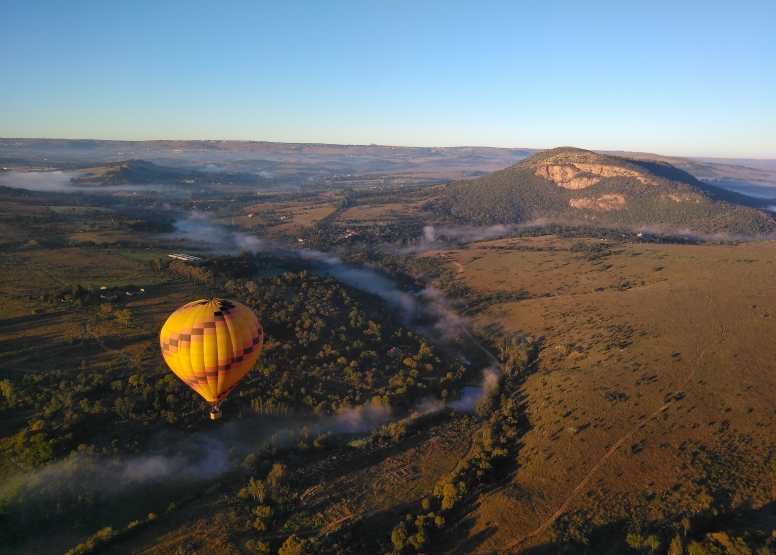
(3, 265), (451, 464)
(569, 240), (618, 261)
(0, 185), (34, 197)
(36, 283), (92, 306)
(0, 252), (466, 546)
(386, 335), (537, 554)
(222, 268), (448, 413)
(233, 409), (450, 555)
(106, 217), (173, 233)
(167, 252), (268, 282)
(238, 462), (291, 532)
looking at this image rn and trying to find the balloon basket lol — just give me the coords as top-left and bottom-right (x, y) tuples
(210, 407), (222, 420)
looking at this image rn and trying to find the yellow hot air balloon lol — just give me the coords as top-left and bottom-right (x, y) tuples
(160, 298), (264, 419)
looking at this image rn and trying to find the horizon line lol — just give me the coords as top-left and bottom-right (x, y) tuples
(1, 137), (775, 161)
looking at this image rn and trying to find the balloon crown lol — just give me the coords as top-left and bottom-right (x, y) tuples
(194, 298), (236, 310)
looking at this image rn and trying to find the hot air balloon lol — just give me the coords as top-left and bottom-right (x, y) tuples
(160, 298), (264, 419)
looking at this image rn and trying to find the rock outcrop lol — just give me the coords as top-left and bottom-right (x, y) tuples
(569, 194), (626, 211)
(536, 162), (653, 189)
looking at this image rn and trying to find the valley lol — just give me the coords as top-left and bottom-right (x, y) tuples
(1, 145), (776, 555)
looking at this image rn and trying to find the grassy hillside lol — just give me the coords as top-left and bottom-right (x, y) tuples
(428, 147), (776, 234)
(417, 236), (776, 554)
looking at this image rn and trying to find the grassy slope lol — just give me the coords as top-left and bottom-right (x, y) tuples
(426, 236), (776, 553)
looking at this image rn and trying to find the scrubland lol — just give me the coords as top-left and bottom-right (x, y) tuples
(3, 147), (776, 554)
(421, 237), (776, 553)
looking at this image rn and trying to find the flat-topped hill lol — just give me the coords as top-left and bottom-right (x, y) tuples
(70, 160), (199, 185)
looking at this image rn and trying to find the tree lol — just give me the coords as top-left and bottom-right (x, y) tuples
(115, 308), (132, 327)
(668, 535), (684, 555)
(440, 481), (463, 510)
(267, 463), (287, 494)
(645, 535), (661, 553)
(253, 505), (272, 531)
(247, 477), (267, 503)
(0, 379), (16, 406)
(626, 533), (644, 549)
(408, 527), (427, 550)
(391, 521), (407, 552)
(687, 542), (711, 555)
(278, 535), (309, 555)
(244, 540), (270, 555)
(15, 432), (53, 467)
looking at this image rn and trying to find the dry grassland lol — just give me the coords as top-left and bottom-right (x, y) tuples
(0, 246), (199, 466)
(0, 202), (148, 248)
(427, 237), (776, 552)
(238, 201), (338, 235)
(338, 203), (421, 223)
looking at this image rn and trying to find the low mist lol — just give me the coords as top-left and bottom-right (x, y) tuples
(1, 398), (420, 521)
(418, 220), (553, 250)
(0, 170), (85, 192)
(167, 211), (267, 253)
(0, 170), (169, 194)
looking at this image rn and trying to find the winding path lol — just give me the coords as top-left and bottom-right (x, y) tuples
(84, 320), (135, 363)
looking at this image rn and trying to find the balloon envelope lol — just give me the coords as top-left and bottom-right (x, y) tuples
(160, 298), (263, 406)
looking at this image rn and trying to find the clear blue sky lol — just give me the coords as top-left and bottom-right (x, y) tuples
(1, 1), (774, 157)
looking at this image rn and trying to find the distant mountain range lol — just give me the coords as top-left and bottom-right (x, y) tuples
(3, 139), (775, 191)
(0, 138), (538, 180)
(427, 147), (776, 234)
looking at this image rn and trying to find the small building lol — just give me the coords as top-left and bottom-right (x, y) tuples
(168, 254), (203, 262)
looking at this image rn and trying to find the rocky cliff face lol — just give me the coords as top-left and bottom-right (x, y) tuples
(535, 161), (654, 189)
